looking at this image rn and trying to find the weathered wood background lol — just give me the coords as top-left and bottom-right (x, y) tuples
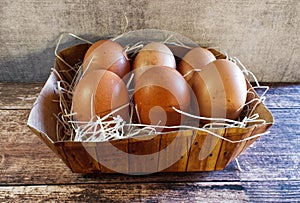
(0, 0), (299, 82)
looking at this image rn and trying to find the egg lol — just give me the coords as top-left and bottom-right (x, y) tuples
(72, 70), (129, 122)
(134, 66), (190, 130)
(132, 42), (176, 81)
(191, 59), (247, 121)
(178, 47), (216, 86)
(82, 40), (130, 79)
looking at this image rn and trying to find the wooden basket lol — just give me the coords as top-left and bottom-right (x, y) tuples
(27, 43), (274, 174)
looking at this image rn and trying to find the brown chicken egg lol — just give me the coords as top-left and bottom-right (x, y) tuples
(72, 70), (129, 122)
(82, 40), (130, 79)
(132, 42), (176, 81)
(191, 59), (247, 121)
(178, 47), (216, 86)
(134, 66), (190, 130)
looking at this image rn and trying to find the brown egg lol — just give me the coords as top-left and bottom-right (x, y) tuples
(132, 42), (176, 81)
(191, 59), (247, 121)
(134, 66), (190, 130)
(178, 47), (216, 86)
(72, 70), (129, 122)
(82, 40), (130, 79)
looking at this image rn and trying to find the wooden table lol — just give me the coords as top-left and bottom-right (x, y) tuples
(0, 83), (299, 202)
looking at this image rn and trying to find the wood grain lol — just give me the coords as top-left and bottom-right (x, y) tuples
(96, 138), (129, 174)
(0, 182), (249, 202)
(0, 104), (298, 184)
(59, 142), (101, 174)
(260, 83), (300, 109)
(0, 83), (42, 110)
(0, 0), (299, 82)
(1, 181), (298, 202)
(0, 83), (299, 202)
(128, 135), (161, 174)
(244, 180), (300, 202)
(159, 130), (194, 172)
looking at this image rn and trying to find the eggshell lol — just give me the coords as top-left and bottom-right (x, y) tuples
(82, 40), (130, 79)
(192, 59), (247, 121)
(72, 70), (129, 122)
(178, 47), (216, 86)
(134, 66), (190, 130)
(132, 42), (176, 81)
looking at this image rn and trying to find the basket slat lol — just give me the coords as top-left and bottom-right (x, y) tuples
(55, 142), (73, 169)
(199, 130), (225, 171)
(159, 130), (194, 172)
(186, 128), (225, 171)
(222, 127), (255, 168)
(215, 128), (252, 170)
(60, 142), (100, 173)
(96, 138), (129, 173)
(128, 135), (161, 174)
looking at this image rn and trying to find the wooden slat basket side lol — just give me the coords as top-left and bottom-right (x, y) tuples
(28, 43), (274, 174)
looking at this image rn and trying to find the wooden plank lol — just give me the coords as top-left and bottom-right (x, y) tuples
(0, 110), (242, 185)
(0, 83), (42, 109)
(0, 182), (249, 202)
(238, 153), (300, 181)
(262, 83), (300, 109)
(0, 80), (299, 203)
(0, 107), (299, 184)
(248, 108), (300, 154)
(1, 180), (298, 202)
(243, 180), (300, 202)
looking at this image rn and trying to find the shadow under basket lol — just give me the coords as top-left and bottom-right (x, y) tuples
(27, 43), (274, 174)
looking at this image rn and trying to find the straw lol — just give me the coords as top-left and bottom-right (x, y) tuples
(52, 31), (270, 144)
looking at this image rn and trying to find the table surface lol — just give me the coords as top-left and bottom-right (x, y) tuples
(0, 82), (299, 202)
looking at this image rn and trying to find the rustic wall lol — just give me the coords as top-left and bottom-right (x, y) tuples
(0, 0), (299, 82)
